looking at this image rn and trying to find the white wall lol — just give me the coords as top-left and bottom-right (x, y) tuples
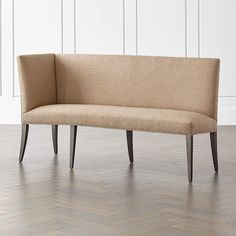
(0, 0), (236, 124)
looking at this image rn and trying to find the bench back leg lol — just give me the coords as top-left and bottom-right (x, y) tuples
(126, 130), (134, 163)
(51, 125), (58, 155)
(19, 124), (29, 163)
(70, 125), (78, 169)
(186, 134), (193, 183)
(210, 132), (218, 172)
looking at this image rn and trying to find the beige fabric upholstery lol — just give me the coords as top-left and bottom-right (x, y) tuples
(17, 54), (56, 113)
(55, 54), (220, 119)
(18, 54), (220, 135)
(22, 105), (217, 135)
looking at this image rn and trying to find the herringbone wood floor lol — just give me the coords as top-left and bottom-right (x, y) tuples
(0, 125), (236, 236)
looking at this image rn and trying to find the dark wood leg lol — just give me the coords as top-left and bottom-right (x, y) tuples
(19, 124), (29, 163)
(70, 125), (77, 169)
(126, 130), (134, 163)
(210, 132), (218, 172)
(186, 134), (193, 183)
(51, 125), (58, 155)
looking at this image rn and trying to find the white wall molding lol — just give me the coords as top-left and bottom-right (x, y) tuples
(124, 0), (136, 55)
(122, 0), (125, 55)
(1, 0), (14, 99)
(61, 0), (64, 53)
(0, 0), (2, 96)
(63, 0), (75, 53)
(186, 0), (199, 57)
(136, 0), (138, 55)
(12, 0), (16, 97)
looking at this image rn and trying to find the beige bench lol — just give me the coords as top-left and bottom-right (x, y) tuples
(17, 54), (220, 182)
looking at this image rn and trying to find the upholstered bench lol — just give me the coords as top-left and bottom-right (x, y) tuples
(17, 54), (220, 182)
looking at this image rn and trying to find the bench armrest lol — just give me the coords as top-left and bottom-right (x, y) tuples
(17, 54), (56, 114)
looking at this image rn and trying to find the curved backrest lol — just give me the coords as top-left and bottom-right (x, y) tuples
(55, 54), (220, 119)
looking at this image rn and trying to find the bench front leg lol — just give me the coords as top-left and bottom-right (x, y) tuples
(19, 124), (29, 163)
(186, 134), (193, 183)
(126, 130), (134, 163)
(70, 125), (78, 169)
(210, 132), (218, 172)
(51, 125), (58, 155)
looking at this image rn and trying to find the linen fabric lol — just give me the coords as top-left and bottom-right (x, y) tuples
(18, 54), (220, 135)
(55, 54), (220, 119)
(17, 54), (56, 113)
(22, 104), (217, 135)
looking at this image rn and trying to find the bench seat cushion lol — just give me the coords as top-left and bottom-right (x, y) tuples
(22, 104), (217, 135)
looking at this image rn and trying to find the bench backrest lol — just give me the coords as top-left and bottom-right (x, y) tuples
(55, 54), (220, 119)
(18, 54), (220, 119)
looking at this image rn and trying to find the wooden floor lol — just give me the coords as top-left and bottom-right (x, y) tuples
(0, 125), (236, 236)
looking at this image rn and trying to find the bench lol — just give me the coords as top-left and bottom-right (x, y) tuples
(17, 54), (220, 182)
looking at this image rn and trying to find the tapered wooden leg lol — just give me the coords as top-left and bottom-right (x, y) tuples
(51, 125), (58, 155)
(70, 125), (77, 169)
(186, 134), (193, 183)
(210, 132), (218, 172)
(19, 124), (29, 163)
(126, 130), (133, 163)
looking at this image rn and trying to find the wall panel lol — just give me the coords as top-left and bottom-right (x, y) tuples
(76, 0), (124, 54)
(201, 0), (236, 97)
(13, 0), (62, 96)
(0, 0), (236, 124)
(138, 0), (186, 57)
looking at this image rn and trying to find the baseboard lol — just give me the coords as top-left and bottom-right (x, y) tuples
(218, 107), (236, 125)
